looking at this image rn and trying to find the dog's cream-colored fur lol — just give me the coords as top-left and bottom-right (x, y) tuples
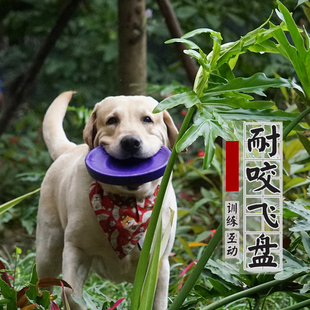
(36, 92), (178, 310)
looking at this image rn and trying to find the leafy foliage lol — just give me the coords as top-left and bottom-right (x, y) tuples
(2, 1), (310, 310)
(0, 248), (72, 310)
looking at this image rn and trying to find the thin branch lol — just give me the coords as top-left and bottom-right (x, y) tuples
(0, 0), (84, 136)
(156, 0), (198, 84)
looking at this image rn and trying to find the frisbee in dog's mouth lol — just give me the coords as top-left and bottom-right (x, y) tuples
(85, 146), (171, 186)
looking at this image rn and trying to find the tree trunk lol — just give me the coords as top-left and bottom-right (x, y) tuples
(118, 0), (147, 95)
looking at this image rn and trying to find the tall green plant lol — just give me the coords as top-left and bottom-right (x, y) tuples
(131, 1), (310, 309)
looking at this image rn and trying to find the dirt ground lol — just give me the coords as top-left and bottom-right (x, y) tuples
(0, 221), (35, 260)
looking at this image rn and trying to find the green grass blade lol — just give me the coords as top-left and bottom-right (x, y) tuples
(138, 220), (162, 310)
(130, 106), (197, 310)
(283, 107), (310, 139)
(0, 188), (40, 216)
(282, 298), (310, 310)
(277, 1), (307, 60)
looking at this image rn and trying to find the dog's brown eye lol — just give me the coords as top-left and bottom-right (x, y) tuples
(106, 117), (118, 125)
(143, 116), (153, 124)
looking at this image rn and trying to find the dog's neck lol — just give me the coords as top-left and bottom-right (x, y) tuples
(98, 179), (161, 201)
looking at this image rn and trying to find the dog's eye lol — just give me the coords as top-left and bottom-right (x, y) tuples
(106, 117), (118, 125)
(142, 116), (153, 124)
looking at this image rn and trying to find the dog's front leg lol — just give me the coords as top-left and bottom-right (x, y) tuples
(62, 242), (92, 310)
(153, 257), (170, 310)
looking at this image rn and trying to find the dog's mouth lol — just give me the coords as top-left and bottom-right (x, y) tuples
(123, 184), (143, 191)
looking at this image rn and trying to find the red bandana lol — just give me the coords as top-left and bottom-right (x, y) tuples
(89, 181), (159, 259)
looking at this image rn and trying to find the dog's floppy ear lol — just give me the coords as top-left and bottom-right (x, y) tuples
(163, 110), (179, 149)
(83, 105), (98, 149)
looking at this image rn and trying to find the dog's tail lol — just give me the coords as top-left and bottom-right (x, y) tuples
(43, 91), (77, 161)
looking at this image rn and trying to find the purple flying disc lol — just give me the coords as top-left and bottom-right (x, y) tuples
(85, 146), (171, 185)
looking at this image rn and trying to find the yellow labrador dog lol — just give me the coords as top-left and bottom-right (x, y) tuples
(36, 92), (178, 310)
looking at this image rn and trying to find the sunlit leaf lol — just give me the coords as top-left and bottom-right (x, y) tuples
(165, 38), (200, 50)
(188, 242), (207, 247)
(153, 92), (201, 113)
(284, 177), (310, 193)
(200, 95), (274, 109)
(0, 188), (40, 216)
(203, 73), (303, 97)
(181, 28), (221, 41)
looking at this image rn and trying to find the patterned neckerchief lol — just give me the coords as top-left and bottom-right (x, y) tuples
(89, 181), (159, 259)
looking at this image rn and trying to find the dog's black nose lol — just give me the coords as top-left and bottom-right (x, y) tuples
(120, 135), (142, 155)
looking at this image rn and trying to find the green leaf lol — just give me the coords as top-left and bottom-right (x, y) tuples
(248, 40), (279, 54)
(301, 230), (310, 257)
(303, 5), (310, 24)
(0, 188), (40, 216)
(284, 200), (310, 232)
(153, 92), (201, 113)
(276, 1), (307, 60)
(216, 18), (278, 68)
(283, 107), (310, 139)
(274, 249), (308, 280)
(202, 126), (216, 170)
(175, 116), (206, 152)
(204, 259), (243, 288)
(181, 28), (221, 41)
(297, 0), (310, 6)
(206, 106), (298, 123)
(194, 284), (218, 299)
(297, 132), (310, 155)
(217, 63), (235, 81)
(37, 290), (51, 309)
(165, 38), (200, 50)
(183, 49), (203, 62)
(26, 265), (40, 302)
(291, 219), (310, 231)
(200, 95), (274, 109)
(284, 139), (304, 160)
(203, 73), (303, 96)
(284, 177), (310, 193)
(0, 279), (17, 310)
(271, 11), (310, 97)
(0, 279), (15, 299)
(285, 200), (310, 219)
(208, 278), (232, 296)
(209, 33), (223, 69)
(176, 235), (195, 260)
(176, 111), (232, 168)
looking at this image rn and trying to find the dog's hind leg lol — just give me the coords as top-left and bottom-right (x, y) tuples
(36, 186), (64, 284)
(61, 242), (92, 310)
(36, 217), (64, 285)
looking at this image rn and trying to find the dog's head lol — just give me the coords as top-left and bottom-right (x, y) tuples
(83, 96), (178, 160)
